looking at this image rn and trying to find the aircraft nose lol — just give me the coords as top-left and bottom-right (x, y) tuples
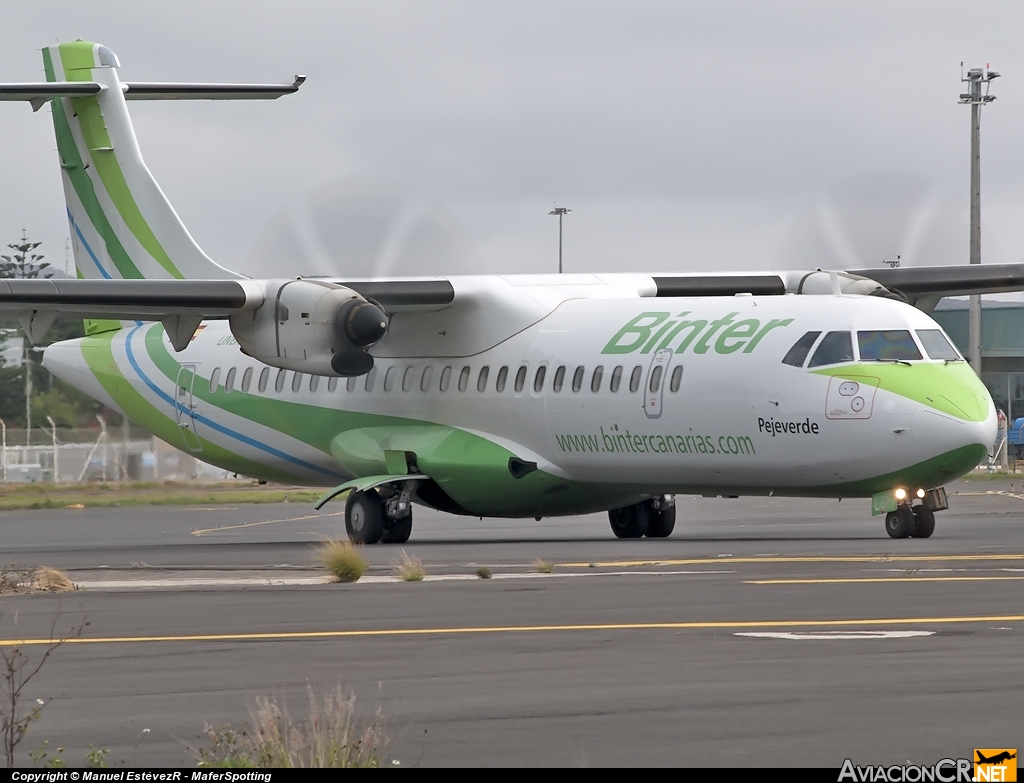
(912, 368), (996, 478)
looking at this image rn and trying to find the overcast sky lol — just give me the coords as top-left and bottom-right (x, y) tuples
(3, 1), (1024, 280)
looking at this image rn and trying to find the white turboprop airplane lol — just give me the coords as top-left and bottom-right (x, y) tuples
(1, 41), (1021, 544)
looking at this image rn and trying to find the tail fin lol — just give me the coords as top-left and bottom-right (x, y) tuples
(42, 42), (240, 283)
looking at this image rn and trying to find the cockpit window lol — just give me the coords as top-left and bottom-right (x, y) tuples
(808, 331), (854, 368)
(916, 329), (961, 361)
(782, 331), (822, 367)
(858, 330), (922, 362)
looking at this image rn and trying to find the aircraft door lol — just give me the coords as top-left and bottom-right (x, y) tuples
(174, 364), (203, 453)
(644, 349), (672, 419)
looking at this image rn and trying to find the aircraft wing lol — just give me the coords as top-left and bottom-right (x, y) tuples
(847, 262), (1024, 306)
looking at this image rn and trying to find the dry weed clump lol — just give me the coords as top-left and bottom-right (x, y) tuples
(32, 568), (75, 593)
(533, 558), (554, 574)
(318, 541), (367, 583)
(394, 551), (425, 582)
(196, 685), (386, 768)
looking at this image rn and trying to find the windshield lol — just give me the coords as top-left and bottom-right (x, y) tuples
(858, 330), (922, 362)
(808, 331), (854, 368)
(916, 329), (961, 361)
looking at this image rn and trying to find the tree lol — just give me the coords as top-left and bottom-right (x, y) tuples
(0, 233), (120, 429)
(0, 230), (51, 280)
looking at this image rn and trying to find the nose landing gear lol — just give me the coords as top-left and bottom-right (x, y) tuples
(884, 503), (935, 539)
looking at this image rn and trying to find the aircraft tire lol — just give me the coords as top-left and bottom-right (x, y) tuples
(884, 506), (913, 539)
(345, 490), (384, 545)
(645, 502), (676, 538)
(910, 506), (935, 538)
(380, 514), (413, 544)
(608, 504), (649, 538)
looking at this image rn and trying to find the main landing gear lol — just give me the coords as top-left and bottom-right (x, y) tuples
(608, 496), (676, 539)
(884, 504), (935, 539)
(345, 486), (413, 545)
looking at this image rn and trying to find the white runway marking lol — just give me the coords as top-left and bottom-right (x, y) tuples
(735, 630), (936, 641)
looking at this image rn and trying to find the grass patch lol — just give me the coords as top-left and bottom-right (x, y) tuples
(318, 542), (367, 583)
(394, 551), (425, 582)
(534, 558), (554, 574)
(0, 481), (325, 511)
(196, 685), (386, 768)
(475, 566), (492, 579)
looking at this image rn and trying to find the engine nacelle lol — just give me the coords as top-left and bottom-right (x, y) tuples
(792, 270), (906, 301)
(230, 280), (387, 377)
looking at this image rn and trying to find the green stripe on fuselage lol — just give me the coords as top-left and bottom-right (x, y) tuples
(813, 362), (989, 422)
(80, 330), (297, 482)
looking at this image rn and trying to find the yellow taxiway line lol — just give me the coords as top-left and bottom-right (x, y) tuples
(747, 576), (1024, 585)
(559, 553), (1024, 568)
(1, 614), (1020, 647)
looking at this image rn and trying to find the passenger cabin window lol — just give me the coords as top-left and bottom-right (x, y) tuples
(670, 365), (683, 392)
(552, 365), (566, 393)
(458, 366), (471, 392)
(292, 372), (304, 393)
(572, 366), (585, 393)
(309, 374), (319, 392)
(258, 367), (269, 393)
(402, 367), (415, 392)
(808, 331), (854, 368)
(420, 366), (433, 392)
(328, 377), (338, 392)
(209, 368), (221, 393)
(225, 367), (236, 392)
(534, 365), (547, 392)
(917, 330), (961, 361)
(477, 366), (489, 392)
(364, 366), (377, 392)
(591, 365), (604, 393)
(384, 367), (396, 392)
(858, 330), (922, 362)
(347, 376), (357, 392)
(610, 365), (623, 393)
(440, 366), (452, 392)
(649, 365), (664, 393)
(782, 331), (822, 367)
(275, 369), (286, 393)
(629, 366), (642, 393)
(514, 366), (527, 393)
(496, 366), (508, 392)
(241, 367), (253, 393)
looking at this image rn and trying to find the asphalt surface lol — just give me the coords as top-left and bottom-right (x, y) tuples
(0, 478), (1020, 767)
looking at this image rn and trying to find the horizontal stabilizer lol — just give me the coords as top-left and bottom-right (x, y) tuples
(0, 77), (304, 111)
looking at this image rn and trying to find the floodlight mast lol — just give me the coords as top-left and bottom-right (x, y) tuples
(549, 205), (571, 274)
(959, 63), (999, 375)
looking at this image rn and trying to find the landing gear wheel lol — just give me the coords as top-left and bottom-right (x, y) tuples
(380, 513), (413, 544)
(885, 505), (914, 539)
(609, 503), (649, 539)
(645, 502), (676, 538)
(345, 490), (384, 544)
(910, 506), (935, 539)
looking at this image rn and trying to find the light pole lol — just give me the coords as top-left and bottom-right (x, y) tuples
(549, 205), (571, 274)
(959, 63), (999, 375)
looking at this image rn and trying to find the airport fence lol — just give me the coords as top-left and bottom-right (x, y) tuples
(0, 424), (218, 484)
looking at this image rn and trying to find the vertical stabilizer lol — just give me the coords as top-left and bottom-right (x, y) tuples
(43, 42), (240, 284)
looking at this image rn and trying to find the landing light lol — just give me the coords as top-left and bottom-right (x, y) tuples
(894, 488), (908, 501)
(916, 488), (926, 499)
